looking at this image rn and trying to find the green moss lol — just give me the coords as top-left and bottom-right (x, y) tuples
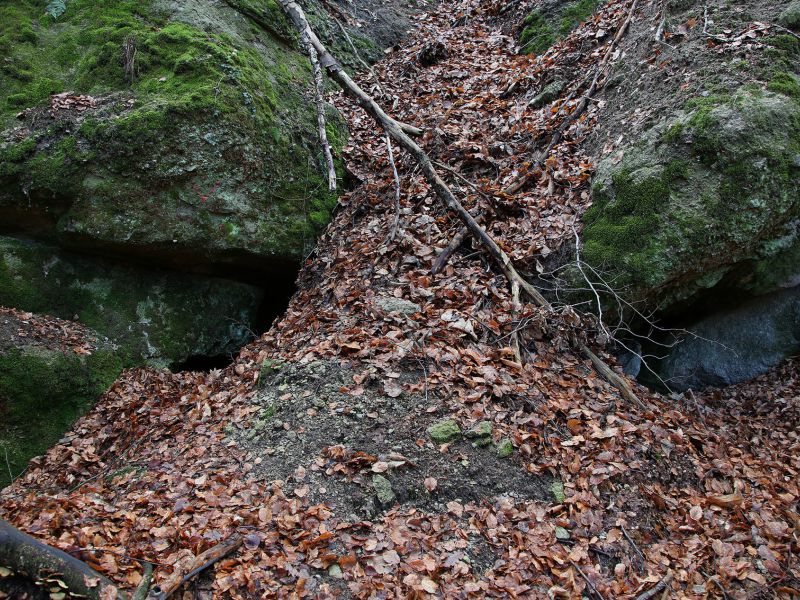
(558, 0), (601, 37)
(0, 346), (122, 487)
(519, 0), (601, 54)
(582, 167), (675, 269)
(767, 34), (800, 57)
(0, 236), (262, 368)
(0, 0), (348, 259)
(519, 11), (556, 55)
(582, 89), (800, 305)
(768, 72), (800, 100)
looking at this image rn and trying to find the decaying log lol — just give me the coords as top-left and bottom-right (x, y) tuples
(0, 518), (125, 599)
(147, 535), (242, 600)
(277, 0), (642, 407)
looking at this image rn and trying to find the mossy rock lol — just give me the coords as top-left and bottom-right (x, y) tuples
(581, 88), (800, 312)
(0, 0), (355, 271)
(0, 235), (263, 367)
(0, 322), (122, 488)
(427, 419), (461, 443)
(519, 0), (601, 55)
(780, 1), (800, 31)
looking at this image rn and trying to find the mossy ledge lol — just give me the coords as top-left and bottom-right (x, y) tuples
(582, 88), (800, 311)
(519, 0), (602, 55)
(0, 0), (349, 269)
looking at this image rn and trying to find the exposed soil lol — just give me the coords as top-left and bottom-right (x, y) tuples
(235, 360), (552, 521)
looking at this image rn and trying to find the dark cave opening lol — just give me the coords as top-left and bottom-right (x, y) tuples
(170, 267), (299, 373)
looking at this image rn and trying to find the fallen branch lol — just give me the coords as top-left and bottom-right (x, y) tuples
(431, 213), (483, 275)
(276, 0), (642, 407)
(303, 29), (337, 191)
(0, 518), (125, 599)
(385, 132), (402, 243)
(147, 534), (242, 600)
(634, 571), (673, 600)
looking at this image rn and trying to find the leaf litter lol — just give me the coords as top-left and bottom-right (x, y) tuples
(1, 0), (798, 598)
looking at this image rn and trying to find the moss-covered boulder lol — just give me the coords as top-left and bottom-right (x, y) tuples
(582, 88), (800, 311)
(0, 0), (357, 271)
(0, 235), (263, 367)
(519, 0), (601, 55)
(0, 307), (123, 487)
(780, 1), (800, 31)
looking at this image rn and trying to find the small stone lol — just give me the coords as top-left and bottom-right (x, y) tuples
(529, 80), (565, 109)
(550, 481), (566, 503)
(495, 438), (514, 458)
(375, 297), (421, 315)
(372, 474), (396, 505)
(328, 564), (343, 579)
(555, 526), (571, 541)
(427, 419), (461, 443)
(465, 420), (492, 439)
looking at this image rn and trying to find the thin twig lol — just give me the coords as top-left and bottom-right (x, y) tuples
(634, 571), (674, 600)
(3, 446), (13, 483)
(621, 525), (647, 565)
(570, 559), (607, 600)
(385, 132), (402, 243)
(303, 32), (337, 191)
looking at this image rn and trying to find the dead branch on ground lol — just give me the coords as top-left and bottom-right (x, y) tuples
(385, 132), (402, 243)
(0, 518), (125, 599)
(147, 534), (242, 600)
(277, 0), (642, 407)
(303, 30), (337, 191)
(633, 571), (674, 599)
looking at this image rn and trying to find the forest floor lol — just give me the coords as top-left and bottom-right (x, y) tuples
(1, 0), (799, 598)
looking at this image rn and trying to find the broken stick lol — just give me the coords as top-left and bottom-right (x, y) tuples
(302, 29), (337, 191)
(634, 571), (674, 600)
(147, 534), (242, 600)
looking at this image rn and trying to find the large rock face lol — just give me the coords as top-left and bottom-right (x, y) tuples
(0, 0), (360, 271)
(583, 89), (800, 312)
(0, 235), (263, 368)
(660, 287), (800, 391)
